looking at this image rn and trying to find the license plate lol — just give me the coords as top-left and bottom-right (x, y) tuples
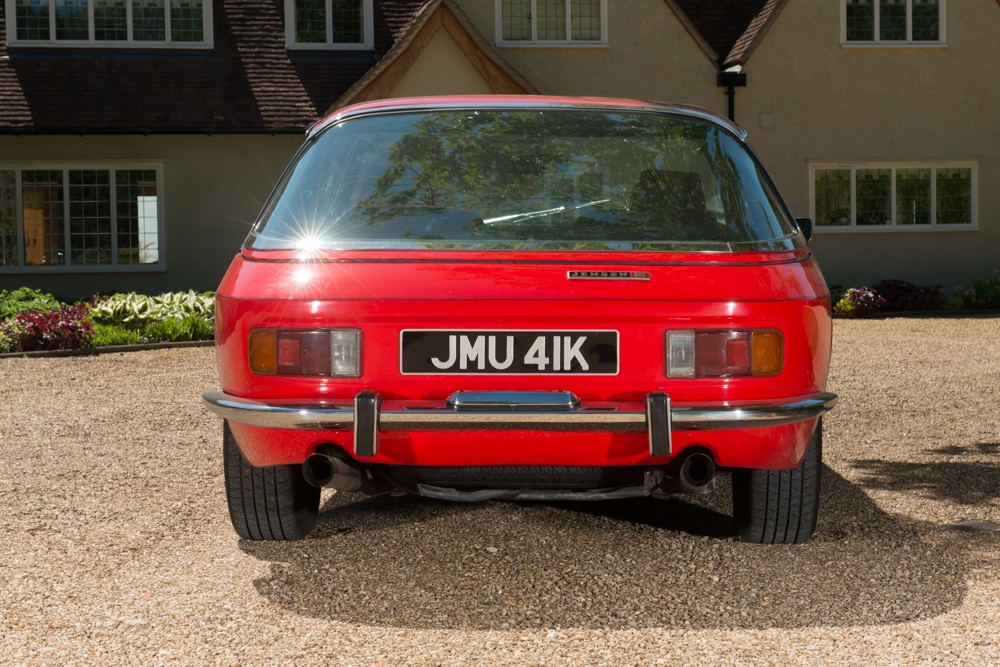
(400, 330), (619, 375)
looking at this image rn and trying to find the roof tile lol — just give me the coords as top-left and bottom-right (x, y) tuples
(0, 0), (425, 133)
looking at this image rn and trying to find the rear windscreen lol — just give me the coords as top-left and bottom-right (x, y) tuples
(248, 109), (800, 252)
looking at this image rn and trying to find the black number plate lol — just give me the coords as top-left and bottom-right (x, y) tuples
(400, 330), (619, 375)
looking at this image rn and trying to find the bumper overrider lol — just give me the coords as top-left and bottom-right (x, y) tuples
(202, 389), (838, 459)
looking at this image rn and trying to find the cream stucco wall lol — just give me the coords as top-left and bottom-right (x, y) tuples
(390, 28), (494, 97)
(0, 134), (303, 299)
(457, 0), (726, 112)
(739, 0), (1000, 290)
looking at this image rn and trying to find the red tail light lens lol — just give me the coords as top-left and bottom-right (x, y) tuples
(666, 329), (782, 378)
(249, 328), (361, 377)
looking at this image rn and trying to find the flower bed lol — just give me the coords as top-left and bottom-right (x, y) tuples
(0, 288), (214, 354)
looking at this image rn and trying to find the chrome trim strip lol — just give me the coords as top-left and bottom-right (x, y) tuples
(447, 390), (582, 411)
(203, 390), (837, 434)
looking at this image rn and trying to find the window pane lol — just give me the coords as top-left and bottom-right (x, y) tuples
(814, 169), (851, 226)
(116, 170), (160, 264)
(295, 0), (327, 43)
(856, 169), (891, 225)
(936, 168), (972, 225)
(55, 0), (90, 40)
(879, 0), (906, 41)
(16, 0), (51, 40)
(253, 110), (800, 252)
(95, 0), (128, 40)
(170, 0), (204, 42)
(845, 0), (875, 41)
(0, 171), (17, 267)
(68, 170), (113, 265)
(896, 168), (930, 225)
(21, 171), (65, 266)
(571, 0), (601, 41)
(537, 0), (566, 40)
(133, 0), (166, 41)
(912, 0), (940, 41)
(330, 0), (362, 43)
(501, 0), (531, 40)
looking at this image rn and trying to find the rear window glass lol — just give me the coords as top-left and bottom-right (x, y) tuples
(248, 109), (800, 252)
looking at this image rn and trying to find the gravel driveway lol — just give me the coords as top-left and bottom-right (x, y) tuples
(1, 317), (998, 666)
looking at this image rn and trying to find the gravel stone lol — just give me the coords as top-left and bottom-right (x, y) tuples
(0, 317), (998, 665)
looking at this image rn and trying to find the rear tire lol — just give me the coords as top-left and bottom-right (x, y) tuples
(223, 420), (320, 540)
(732, 419), (822, 544)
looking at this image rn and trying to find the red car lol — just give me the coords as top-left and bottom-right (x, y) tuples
(203, 96), (836, 544)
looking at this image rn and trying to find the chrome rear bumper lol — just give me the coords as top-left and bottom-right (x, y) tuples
(202, 389), (837, 458)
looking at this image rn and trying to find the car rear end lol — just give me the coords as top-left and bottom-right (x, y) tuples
(204, 97), (836, 543)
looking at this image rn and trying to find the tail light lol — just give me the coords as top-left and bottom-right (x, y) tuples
(249, 328), (361, 377)
(666, 329), (782, 378)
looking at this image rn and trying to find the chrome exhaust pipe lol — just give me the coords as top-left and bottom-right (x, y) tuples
(677, 452), (716, 494)
(302, 451), (366, 492)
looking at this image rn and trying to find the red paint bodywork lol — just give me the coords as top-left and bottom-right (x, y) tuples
(213, 96), (834, 474)
(216, 248), (832, 470)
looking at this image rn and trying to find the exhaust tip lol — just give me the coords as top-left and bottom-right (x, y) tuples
(303, 453), (336, 488)
(678, 452), (716, 494)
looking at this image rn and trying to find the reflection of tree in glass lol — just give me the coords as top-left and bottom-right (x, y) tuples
(356, 110), (753, 244)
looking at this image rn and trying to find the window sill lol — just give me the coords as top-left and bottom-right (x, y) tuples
(840, 42), (947, 48)
(814, 225), (976, 234)
(496, 41), (608, 48)
(7, 40), (213, 49)
(0, 264), (167, 274)
(286, 43), (374, 51)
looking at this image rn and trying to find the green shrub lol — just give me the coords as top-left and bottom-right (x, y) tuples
(91, 323), (145, 347)
(141, 316), (215, 343)
(0, 320), (26, 354)
(0, 288), (59, 320)
(951, 274), (1000, 310)
(89, 290), (215, 328)
(833, 287), (886, 318)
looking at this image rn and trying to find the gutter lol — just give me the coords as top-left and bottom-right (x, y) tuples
(717, 66), (747, 123)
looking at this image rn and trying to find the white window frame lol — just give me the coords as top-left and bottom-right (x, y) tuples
(4, 0), (214, 48)
(284, 0), (374, 50)
(495, 0), (608, 47)
(809, 161), (977, 233)
(841, 0), (946, 47)
(0, 162), (166, 273)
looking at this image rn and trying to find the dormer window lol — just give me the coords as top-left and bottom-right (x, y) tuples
(496, 0), (607, 46)
(6, 0), (213, 47)
(285, 0), (373, 50)
(843, 0), (944, 45)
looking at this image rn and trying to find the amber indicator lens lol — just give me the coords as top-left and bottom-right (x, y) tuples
(751, 330), (783, 376)
(249, 329), (277, 375)
(667, 329), (783, 378)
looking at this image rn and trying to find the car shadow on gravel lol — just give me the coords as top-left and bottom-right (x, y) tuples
(240, 465), (971, 631)
(852, 444), (1000, 506)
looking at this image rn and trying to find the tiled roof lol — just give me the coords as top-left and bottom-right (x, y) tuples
(664, 0), (788, 69)
(333, 0), (536, 111)
(724, 0), (791, 68)
(0, 0), (427, 134)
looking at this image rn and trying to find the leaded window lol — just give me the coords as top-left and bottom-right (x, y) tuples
(6, 0), (212, 46)
(812, 163), (975, 231)
(844, 0), (942, 44)
(498, 0), (606, 45)
(286, 0), (372, 48)
(0, 166), (163, 271)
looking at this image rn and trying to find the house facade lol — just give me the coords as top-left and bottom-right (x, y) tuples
(1, 0), (996, 298)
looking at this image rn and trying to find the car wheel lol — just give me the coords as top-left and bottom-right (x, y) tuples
(732, 418), (822, 544)
(223, 420), (320, 540)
